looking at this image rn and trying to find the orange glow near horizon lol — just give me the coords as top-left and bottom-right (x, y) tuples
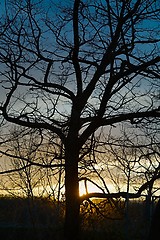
(79, 181), (103, 196)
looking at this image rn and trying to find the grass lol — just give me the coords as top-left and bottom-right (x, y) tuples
(0, 196), (155, 240)
(0, 196), (64, 240)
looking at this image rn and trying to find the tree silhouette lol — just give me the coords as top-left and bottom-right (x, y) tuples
(0, 0), (160, 239)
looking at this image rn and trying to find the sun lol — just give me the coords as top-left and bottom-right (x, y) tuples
(79, 180), (102, 196)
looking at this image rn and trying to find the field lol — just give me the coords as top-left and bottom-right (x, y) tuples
(0, 196), (155, 240)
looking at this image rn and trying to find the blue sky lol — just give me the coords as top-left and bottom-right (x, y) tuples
(0, 0), (5, 14)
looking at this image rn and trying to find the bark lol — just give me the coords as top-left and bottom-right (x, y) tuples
(148, 198), (160, 240)
(64, 145), (80, 240)
(64, 110), (81, 240)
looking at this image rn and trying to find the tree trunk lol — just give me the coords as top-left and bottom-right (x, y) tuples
(64, 138), (80, 240)
(148, 198), (160, 240)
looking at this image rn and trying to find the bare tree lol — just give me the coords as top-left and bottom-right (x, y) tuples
(0, 0), (160, 239)
(0, 125), (65, 200)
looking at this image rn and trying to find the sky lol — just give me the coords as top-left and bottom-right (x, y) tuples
(0, 0), (159, 197)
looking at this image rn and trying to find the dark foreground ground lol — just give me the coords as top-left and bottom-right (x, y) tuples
(0, 196), (156, 240)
